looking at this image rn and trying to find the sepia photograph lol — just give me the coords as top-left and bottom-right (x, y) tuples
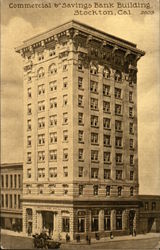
(1, 0), (160, 249)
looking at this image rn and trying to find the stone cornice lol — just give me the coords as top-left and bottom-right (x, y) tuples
(15, 20), (145, 58)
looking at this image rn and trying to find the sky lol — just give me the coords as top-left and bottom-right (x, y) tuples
(1, 0), (160, 195)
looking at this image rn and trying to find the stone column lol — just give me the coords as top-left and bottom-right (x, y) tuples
(111, 210), (116, 231)
(37, 212), (43, 234)
(99, 209), (104, 232)
(23, 208), (27, 235)
(122, 209), (128, 231)
(32, 208), (37, 234)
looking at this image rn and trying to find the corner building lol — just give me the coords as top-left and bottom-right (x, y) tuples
(15, 20), (145, 239)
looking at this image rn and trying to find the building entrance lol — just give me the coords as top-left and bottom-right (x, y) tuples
(42, 211), (53, 235)
(129, 210), (135, 235)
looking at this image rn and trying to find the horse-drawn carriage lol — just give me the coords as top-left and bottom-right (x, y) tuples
(33, 232), (61, 249)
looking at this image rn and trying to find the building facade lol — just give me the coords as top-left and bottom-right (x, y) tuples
(139, 195), (160, 233)
(0, 163), (23, 231)
(15, 20), (145, 239)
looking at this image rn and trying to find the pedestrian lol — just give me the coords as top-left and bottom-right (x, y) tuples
(110, 231), (114, 239)
(134, 229), (136, 237)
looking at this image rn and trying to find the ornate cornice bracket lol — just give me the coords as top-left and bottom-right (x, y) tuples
(124, 49), (131, 61)
(112, 45), (118, 56)
(86, 35), (92, 46)
(100, 40), (107, 49)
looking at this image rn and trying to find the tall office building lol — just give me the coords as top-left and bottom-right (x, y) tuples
(15, 20), (145, 239)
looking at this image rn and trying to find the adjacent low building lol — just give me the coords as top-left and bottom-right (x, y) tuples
(0, 163), (23, 231)
(139, 195), (160, 233)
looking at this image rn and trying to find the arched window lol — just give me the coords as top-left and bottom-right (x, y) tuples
(90, 64), (98, 75)
(103, 67), (110, 79)
(37, 67), (45, 78)
(114, 70), (122, 82)
(48, 63), (57, 75)
(77, 211), (86, 232)
(130, 187), (134, 196)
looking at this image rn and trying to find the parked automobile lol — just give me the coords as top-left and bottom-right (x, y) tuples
(32, 232), (61, 249)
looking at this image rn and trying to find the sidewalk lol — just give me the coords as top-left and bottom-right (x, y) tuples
(67, 233), (160, 245)
(1, 229), (160, 245)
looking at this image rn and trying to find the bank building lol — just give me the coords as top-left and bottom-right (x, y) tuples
(15, 20), (145, 239)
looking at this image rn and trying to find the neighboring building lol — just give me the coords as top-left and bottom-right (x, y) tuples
(139, 195), (160, 233)
(0, 163), (23, 231)
(15, 20), (145, 239)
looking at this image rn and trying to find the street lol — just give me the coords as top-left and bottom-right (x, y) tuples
(1, 234), (160, 250)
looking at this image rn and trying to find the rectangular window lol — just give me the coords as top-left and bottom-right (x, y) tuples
(103, 85), (110, 96)
(79, 185), (84, 195)
(49, 168), (57, 178)
(129, 107), (134, 118)
(91, 98), (98, 110)
(78, 113), (83, 125)
(63, 113), (68, 124)
(78, 149), (84, 161)
(106, 186), (110, 196)
(27, 119), (31, 130)
(1, 175), (4, 188)
(78, 77), (83, 89)
(38, 84), (45, 95)
(115, 137), (122, 147)
(93, 185), (98, 196)
(14, 175), (17, 188)
(50, 132), (57, 144)
(115, 104), (122, 115)
(63, 77), (68, 89)
(27, 88), (32, 98)
(50, 115), (57, 127)
(27, 136), (31, 147)
(27, 152), (31, 163)
(79, 167), (83, 177)
(14, 194), (16, 208)
(38, 101), (45, 112)
(78, 95), (83, 107)
(5, 194), (8, 208)
(78, 130), (84, 143)
(91, 150), (98, 161)
(130, 171), (134, 180)
(118, 187), (122, 196)
(18, 195), (21, 209)
(38, 168), (45, 178)
(9, 194), (12, 208)
(104, 152), (111, 163)
(130, 155), (134, 165)
(91, 168), (98, 179)
(145, 202), (149, 210)
(104, 135), (110, 146)
(49, 150), (57, 161)
(50, 98), (57, 109)
(49, 81), (57, 91)
(91, 211), (99, 231)
(78, 61), (83, 71)
(103, 118), (110, 129)
(38, 134), (45, 145)
(38, 117), (45, 129)
(115, 88), (121, 99)
(116, 210), (122, 230)
(91, 133), (98, 144)
(90, 81), (98, 93)
(38, 151), (45, 162)
(27, 104), (32, 115)
(10, 175), (13, 188)
(63, 149), (68, 161)
(27, 169), (31, 179)
(152, 202), (156, 210)
(115, 120), (122, 131)
(130, 139), (134, 149)
(103, 101), (110, 113)
(104, 169), (111, 180)
(63, 167), (68, 177)
(62, 217), (70, 232)
(116, 153), (123, 163)
(116, 170), (123, 180)
(129, 123), (134, 134)
(63, 95), (68, 106)
(63, 130), (68, 142)
(1, 195), (4, 207)
(129, 91), (133, 102)
(91, 115), (98, 127)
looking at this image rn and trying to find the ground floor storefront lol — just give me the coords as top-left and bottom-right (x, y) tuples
(22, 200), (140, 240)
(0, 212), (22, 232)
